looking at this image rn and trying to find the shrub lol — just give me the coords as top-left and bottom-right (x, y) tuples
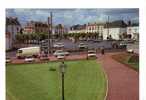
(128, 54), (139, 63)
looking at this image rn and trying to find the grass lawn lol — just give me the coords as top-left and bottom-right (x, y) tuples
(126, 62), (139, 70)
(6, 60), (107, 100)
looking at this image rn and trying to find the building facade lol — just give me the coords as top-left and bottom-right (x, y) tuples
(86, 23), (104, 38)
(6, 32), (12, 50)
(103, 20), (127, 40)
(23, 21), (49, 34)
(6, 17), (21, 50)
(69, 23), (104, 34)
(127, 22), (139, 40)
(68, 20), (138, 41)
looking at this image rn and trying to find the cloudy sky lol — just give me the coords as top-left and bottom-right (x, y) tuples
(6, 9), (139, 27)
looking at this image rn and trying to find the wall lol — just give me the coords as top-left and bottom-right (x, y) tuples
(103, 28), (126, 40)
(6, 25), (21, 50)
(6, 25), (20, 40)
(6, 33), (12, 50)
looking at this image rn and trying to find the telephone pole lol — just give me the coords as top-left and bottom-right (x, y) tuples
(107, 16), (109, 38)
(48, 12), (53, 55)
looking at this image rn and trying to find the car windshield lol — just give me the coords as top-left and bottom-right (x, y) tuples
(56, 50), (63, 53)
(18, 50), (22, 53)
(80, 43), (84, 45)
(58, 53), (64, 56)
(88, 51), (95, 53)
(26, 57), (32, 59)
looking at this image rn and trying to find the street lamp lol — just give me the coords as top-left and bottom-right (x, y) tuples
(59, 61), (67, 100)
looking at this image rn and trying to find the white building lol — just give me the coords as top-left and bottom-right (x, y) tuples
(103, 20), (127, 40)
(127, 23), (139, 40)
(86, 23), (104, 37)
(6, 17), (21, 50)
(68, 23), (104, 37)
(103, 28), (127, 40)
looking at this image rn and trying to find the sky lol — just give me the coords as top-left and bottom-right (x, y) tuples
(6, 9), (139, 27)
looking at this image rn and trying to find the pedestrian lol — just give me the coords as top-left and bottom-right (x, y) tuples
(101, 46), (105, 55)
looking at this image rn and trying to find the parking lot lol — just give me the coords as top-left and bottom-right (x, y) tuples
(54, 39), (114, 50)
(6, 39), (129, 59)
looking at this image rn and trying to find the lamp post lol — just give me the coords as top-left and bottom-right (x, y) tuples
(59, 61), (66, 100)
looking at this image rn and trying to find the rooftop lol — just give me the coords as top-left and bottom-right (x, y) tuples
(6, 17), (21, 26)
(104, 20), (127, 28)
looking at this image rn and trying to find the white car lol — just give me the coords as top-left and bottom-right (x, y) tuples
(127, 49), (134, 53)
(6, 58), (11, 63)
(87, 50), (97, 58)
(53, 50), (69, 57)
(78, 43), (88, 49)
(120, 41), (127, 46)
(53, 43), (64, 48)
(57, 54), (65, 59)
(25, 57), (35, 62)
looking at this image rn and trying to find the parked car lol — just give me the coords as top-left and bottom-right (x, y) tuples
(53, 43), (64, 48)
(93, 40), (102, 43)
(78, 43), (88, 49)
(53, 50), (69, 57)
(6, 58), (11, 63)
(25, 57), (35, 62)
(87, 38), (94, 41)
(119, 41), (127, 48)
(57, 54), (65, 59)
(87, 50), (97, 59)
(120, 41), (127, 46)
(127, 49), (134, 53)
(79, 38), (87, 41)
(111, 41), (120, 49)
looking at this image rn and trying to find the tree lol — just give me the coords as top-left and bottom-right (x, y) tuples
(80, 33), (86, 38)
(15, 33), (24, 44)
(71, 33), (80, 42)
(122, 33), (127, 39)
(95, 32), (99, 39)
(24, 34), (30, 44)
(63, 33), (69, 39)
(109, 35), (112, 40)
(38, 32), (48, 41)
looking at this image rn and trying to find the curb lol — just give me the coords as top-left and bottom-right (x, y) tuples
(97, 59), (108, 100)
(103, 67), (108, 100)
(7, 57), (88, 65)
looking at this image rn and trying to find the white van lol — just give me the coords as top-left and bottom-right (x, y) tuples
(16, 47), (40, 58)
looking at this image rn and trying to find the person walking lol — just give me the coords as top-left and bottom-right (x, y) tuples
(101, 46), (105, 55)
